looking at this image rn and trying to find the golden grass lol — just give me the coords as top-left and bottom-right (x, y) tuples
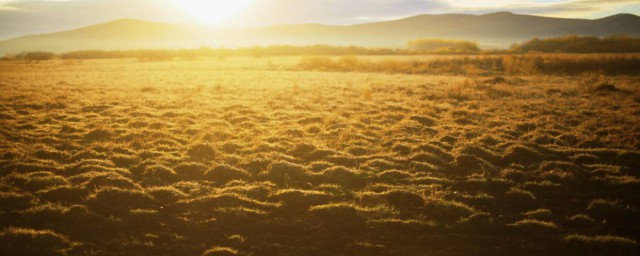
(0, 57), (639, 255)
(297, 54), (640, 75)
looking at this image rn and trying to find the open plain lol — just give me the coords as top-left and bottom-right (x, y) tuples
(0, 57), (639, 255)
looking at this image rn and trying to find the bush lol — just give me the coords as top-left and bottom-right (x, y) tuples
(15, 51), (55, 61)
(512, 35), (640, 53)
(407, 39), (481, 54)
(297, 54), (640, 76)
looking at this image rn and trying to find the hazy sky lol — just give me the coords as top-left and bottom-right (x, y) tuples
(1, 0), (639, 39)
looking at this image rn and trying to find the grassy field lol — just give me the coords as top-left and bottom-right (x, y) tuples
(1, 57), (639, 255)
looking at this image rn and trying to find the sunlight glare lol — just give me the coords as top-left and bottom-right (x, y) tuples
(169, 0), (253, 25)
(446, 0), (536, 9)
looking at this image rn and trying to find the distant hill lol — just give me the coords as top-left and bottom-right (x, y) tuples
(1, 12), (640, 54)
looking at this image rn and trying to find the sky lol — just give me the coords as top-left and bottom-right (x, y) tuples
(0, 0), (639, 39)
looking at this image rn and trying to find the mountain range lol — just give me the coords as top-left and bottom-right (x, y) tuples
(1, 12), (639, 54)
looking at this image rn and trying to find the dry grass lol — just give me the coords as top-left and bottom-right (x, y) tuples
(297, 54), (640, 75)
(0, 57), (639, 255)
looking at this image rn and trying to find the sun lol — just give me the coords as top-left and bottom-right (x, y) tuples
(169, 0), (253, 25)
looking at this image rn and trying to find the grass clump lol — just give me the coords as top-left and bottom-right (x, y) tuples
(187, 143), (216, 162)
(563, 234), (639, 255)
(204, 165), (252, 184)
(259, 161), (312, 187)
(173, 162), (209, 180)
(0, 192), (36, 212)
(321, 166), (369, 188)
(146, 186), (188, 205)
(0, 227), (75, 256)
(309, 203), (366, 227)
(360, 190), (424, 213)
(86, 187), (154, 216)
(423, 199), (475, 224)
(202, 246), (239, 256)
(508, 219), (560, 234)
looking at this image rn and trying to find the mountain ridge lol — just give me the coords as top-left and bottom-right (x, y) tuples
(1, 12), (639, 54)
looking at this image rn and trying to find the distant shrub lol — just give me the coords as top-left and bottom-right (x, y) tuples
(136, 50), (176, 61)
(56, 45), (405, 60)
(297, 54), (640, 76)
(15, 51), (55, 61)
(61, 50), (125, 59)
(512, 35), (640, 53)
(407, 39), (481, 54)
(1, 54), (15, 61)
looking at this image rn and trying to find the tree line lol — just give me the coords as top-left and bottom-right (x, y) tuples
(511, 35), (640, 53)
(2, 35), (639, 61)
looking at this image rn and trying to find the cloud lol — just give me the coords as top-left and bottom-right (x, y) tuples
(0, 0), (187, 39)
(227, 0), (447, 25)
(440, 0), (640, 17)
